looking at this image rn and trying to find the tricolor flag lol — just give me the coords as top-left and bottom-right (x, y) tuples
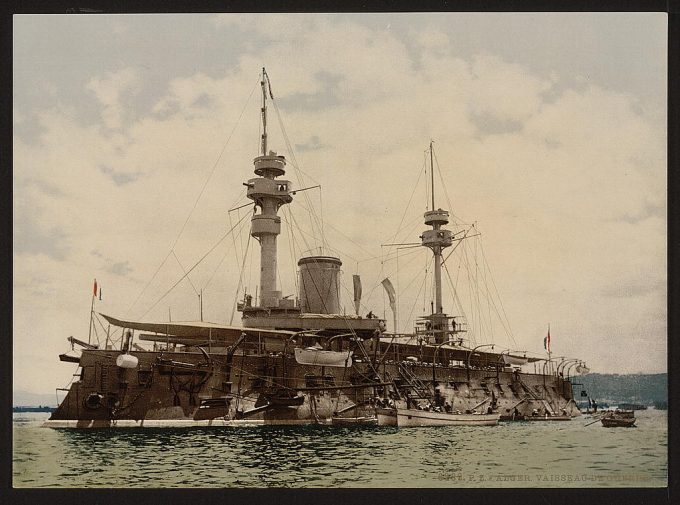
(543, 326), (551, 352)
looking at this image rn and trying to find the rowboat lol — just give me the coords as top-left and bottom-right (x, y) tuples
(600, 409), (636, 427)
(375, 407), (397, 426)
(601, 416), (636, 427)
(396, 408), (500, 427)
(330, 416), (377, 426)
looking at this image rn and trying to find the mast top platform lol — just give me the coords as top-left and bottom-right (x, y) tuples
(424, 209), (449, 227)
(254, 151), (286, 178)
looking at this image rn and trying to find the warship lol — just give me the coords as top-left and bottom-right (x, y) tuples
(44, 69), (587, 428)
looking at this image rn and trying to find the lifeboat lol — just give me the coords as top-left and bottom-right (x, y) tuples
(294, 347), (353, 367)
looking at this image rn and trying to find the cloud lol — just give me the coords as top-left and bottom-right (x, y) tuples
(295, 135), (326, 153)
(86, 67), (139, 129)
(277, 71), (344, 112)
(99, 164), (140, 186)
(469, 110), (524, 136)
(601, 278), (665, 299)
(614, 200), (665, 224)
(413, 27), (450, 51)
(13, 210), (69, 261)
(106, 260), (133, 277)
(12, 14), (667, 394)
(13, 178), (70, 261)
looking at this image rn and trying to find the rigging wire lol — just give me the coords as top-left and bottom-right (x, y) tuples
(403, 256), (431, 327)
(442, 260), (474, 346)
(423, 247), (429, 316)
(478, 238), (518, 348)
(473, 233), (484, 342)
(125, 77), (260, 317)
(282, 206), (300, 298)
(362, 246), (424, 310)
(432, 148), (456, 220)
(284, 205), (313, 254)
(283, 207), (360, 265)
(459, 238), (479, 344)
(270, 98), (326, 252)
(172, 250), (200, 296)
(201, 243), (230, 292)
(383, 153), (427, 253)
(228, 208), (243, 282)
(480, 238), (494, 344)
(203, 212), (252, 292)
(289, 191), (374, 261)
(230, 221), (253, 324)
(429, 146), (518, 347)
(139, 210), (251, 320)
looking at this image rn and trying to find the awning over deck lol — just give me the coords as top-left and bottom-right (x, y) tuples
(99, 313), (296, 341)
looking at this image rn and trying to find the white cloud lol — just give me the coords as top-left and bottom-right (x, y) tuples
(413, 27), (450, 51)
(13, 14), (667, 394)
(86, 67), (139, 129)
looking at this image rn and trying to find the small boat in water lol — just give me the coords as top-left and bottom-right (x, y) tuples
(396, 408), (500, 427)
(375, 407), (397, 426)
(330, 416), (377, 426)
(601, 416), (636, 427)
(600, 409), (636, 427)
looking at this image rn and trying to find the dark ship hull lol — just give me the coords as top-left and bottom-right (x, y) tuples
(46, 331), (580, 427)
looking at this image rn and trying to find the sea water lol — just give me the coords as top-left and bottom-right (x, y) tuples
(12, 409), (667, 488)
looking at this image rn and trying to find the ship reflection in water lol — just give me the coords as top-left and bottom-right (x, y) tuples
(14, 411), (667, 488)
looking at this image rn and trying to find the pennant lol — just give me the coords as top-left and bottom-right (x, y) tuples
(99, 287), (102, 301)
(352, 275), (362, 315)
(93, 279), (97, 297)
(381, 277), (398, 332)
(381, 278), (396, 306)
(543, 326), (551, 352)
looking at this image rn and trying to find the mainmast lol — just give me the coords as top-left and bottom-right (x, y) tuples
(244, 68), (293, 308)
(421, 141), (454, 343)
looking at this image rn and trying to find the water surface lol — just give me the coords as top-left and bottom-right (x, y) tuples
(13, 410), (667, 488)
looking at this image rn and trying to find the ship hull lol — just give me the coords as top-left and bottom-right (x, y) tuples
(45, 347), (580, 428)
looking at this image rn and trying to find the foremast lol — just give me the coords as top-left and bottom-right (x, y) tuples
(245, 68), (293, 309)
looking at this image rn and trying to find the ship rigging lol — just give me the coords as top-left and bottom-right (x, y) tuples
(45, 68), (588, 428)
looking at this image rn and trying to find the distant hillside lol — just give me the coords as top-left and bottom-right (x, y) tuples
(571, 373), (667, 406)
(13, 406), (56, 413)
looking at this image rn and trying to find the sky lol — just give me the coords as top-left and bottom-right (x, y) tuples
(13, 13), (667, 395)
